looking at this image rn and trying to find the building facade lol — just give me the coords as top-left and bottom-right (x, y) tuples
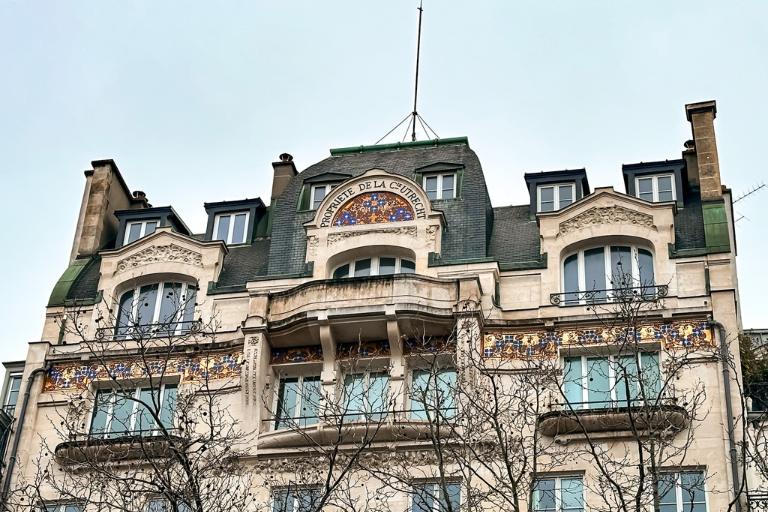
(0, 100), (748, 512)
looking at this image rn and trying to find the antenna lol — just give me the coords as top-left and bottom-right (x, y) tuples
(734, 182), (766, 203)
(376, 1), (439, 144)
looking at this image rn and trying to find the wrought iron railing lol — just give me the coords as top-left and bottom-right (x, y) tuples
(96, 320), (201, 341)
(550, 284), (668, 306)
(547, 395), (676, 412)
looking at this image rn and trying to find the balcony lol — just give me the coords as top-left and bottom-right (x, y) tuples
(549, 284), (669, 306)
(54, 430), (183, 465)
(538, 399), (688, 438)
(95, 320), (201, 341)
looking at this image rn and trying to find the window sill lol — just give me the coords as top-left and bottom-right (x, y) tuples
(537, 403), (688, 438)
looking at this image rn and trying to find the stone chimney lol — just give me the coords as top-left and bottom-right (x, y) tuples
(69, 159), (146, 262)
(685, 100), (722, 200)
(271, 153), (298, 204)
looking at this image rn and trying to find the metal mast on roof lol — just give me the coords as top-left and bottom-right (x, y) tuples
(375, 1), (439, 144)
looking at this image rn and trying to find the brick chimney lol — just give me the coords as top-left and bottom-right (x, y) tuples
(271, 153), (298, 205)
(685, 100), (722, 200)
(69, 160), (146, 262)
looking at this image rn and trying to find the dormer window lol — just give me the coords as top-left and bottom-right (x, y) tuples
(124, 220), (159, 245)
(214, 211), (249, 244)
(311, 184), (337, 210)
(636, 175), (675, 203)
(537, 183), (575, 212)
(424, 173), (455, 200)
(332, 256), (416, 279)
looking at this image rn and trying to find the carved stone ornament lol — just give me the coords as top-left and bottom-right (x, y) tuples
(558, 206), (654, 235)
(115, 244), (203, 274)
(327, 226), (418, 246)
(426, 225), (439, 244)
(306, 235), (319, 259)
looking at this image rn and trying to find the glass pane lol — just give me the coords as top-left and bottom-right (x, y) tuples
(539, 187), (555, 212)
(182, 286), (197, 326)
(126, 223), (142, 244)
(354, 258), (371, 277)
(110, 391), (136, 435)
(641, 353), (661, 401)
(615, 356), (639, 406)
(533, 479), (556, 511)
(442, 174), (455, 198)
(144, 221), (158, 236)
(638, 178), (654, 201)
(134, 387), (157, 433)
(400, 259), (416, 274)
(379, 257), (397, 275)
(232, 213), (248, 244)
(440, 482), (461, 512)
(296, 489), (320, 512)
(563, 254), (579, 304)
(412, 483), (434, 512)
(272, 490), (292, 512)
(559, 185), (574, 209)
(561, 477), (584, 511)
(276, 378), (299, 429)
(425, 176), (438, 200)
(160, 385), (177, 430)
(587, 358), (611, 408)
(312, 185), (326, 209)
(333, 264), (350, 279)
(158, 282), (183, 332)
(410, 370), (430, 420)
(563, 358), (584, 408)
(681, 471), (706, 508)
(367, 372), (390, 420)
(64, 506), (84, 512)
(116, 289), (135, 337)
(90, 390), (112, 436)
(300, 377), (322, 427)
(584, 247), (606, 300)
(658, 473), (678, 505)
(344, 374), (365, 421)
(4, 376), (21, 413)
(216, 215), (231, 242)
(610, 246), (632, 289)
(137, 284), (159, 328)
(436, 369), (457, 418)
(638, 249), (655, 289)
(658, 176), (674, 202)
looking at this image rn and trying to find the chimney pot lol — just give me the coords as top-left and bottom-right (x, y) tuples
(279, 153), (293, 163)
(684, 140), (695, 150)
(133, 190), (146, 200)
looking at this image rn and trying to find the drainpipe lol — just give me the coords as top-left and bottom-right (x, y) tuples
(0, 365), (49, 507)
(711, 320), (743, 512)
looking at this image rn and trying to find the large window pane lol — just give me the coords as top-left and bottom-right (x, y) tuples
(640, 353), (661, 401)
(159, 385), (177, 430)
(116, 289), (135, 337)
(126, 223), (143, 244)
(587, 357), (611, 408)
(110, 391), (136, 435)
(90, 390), (112, 436)
(439, 482), (461, 512)
(182, 286), (197, 326)
(157, 282), (182, 330)
(367, 372), (390, 420)
(442, 174), (455, 198)
(563, 254), (579, 304)
(354, 258), (371, 277)
(4, 375), (22, 414)
(276, 378), (299, 429)
(412, 483), (435, 512)
(615, 355), (639, 406)
(425, 176), (438, 200)
(559, 185), (574, 209)
(312, 185), (327, 210)
(134, 388), (157, 433)
(300, 377), (322, 427)
(563, 357), (584, 408)
(144, 221), (158, 237)
(436, 369), (457, 418)
(344, 374), (365, 421)
(561, 477), (584, 512)
(610, 246), (632, 289)
(680, 472), (706, 511)
(272, 490), (292, 512)
(658, 176), (674, 202)
(232, 213), (248, 244)
(533, 478), (556, 512)
(379, 257), (397, 275)
(584, 247), (606, 300)
(136, 284), (159, 327)
(539, 186), (555, 212)
(411, 370), (431, 420)
(638, 178), (654, 202)
(638, 249), (655, 289)
(216, 214), (231, 242)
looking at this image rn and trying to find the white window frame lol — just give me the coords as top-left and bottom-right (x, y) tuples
(561, 244), (654, 301)
(117, 282), (196, 335)
(310, 183), (337, 210)
(409, 480), (462, 512)
(124, 219), (159, 245)
(532, 475), (584, 512)
(331, 256), (416, 278)
(343, 369), (391, 421)
(144, 498), (192, 512)
(562, 353), (660, 410)
(40, 504), (84, 512)
(423, 173), (457, 200)
(635, 174), (676, 202)
(91, 383), (176, 438)
(3, 373), (22, 414)
(271, 487), (321, 512)
(659, 471), (709, 512)
(272, 374), (322, 430)
(213, 211), (250, 244)
(537, 183), (576, 213)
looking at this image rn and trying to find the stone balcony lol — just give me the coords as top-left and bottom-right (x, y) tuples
(54, 431), (182, 465)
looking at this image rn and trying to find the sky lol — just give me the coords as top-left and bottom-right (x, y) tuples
(0, 1), (766, 380)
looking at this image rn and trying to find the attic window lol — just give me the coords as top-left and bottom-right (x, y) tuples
(311, 184), (337, 210)
(214, 211), (249, 244)
(636, 175), (675, 203)
(537, 184), (574, 212)
(424, 173), (455, 200)
(124, 220), (158, 245)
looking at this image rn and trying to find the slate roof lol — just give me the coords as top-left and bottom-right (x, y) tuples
(487, 206), (544, 269)
(214, 239), (271, 290)
(673, 190), (707, 252)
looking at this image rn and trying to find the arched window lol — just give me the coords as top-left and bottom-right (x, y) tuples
(562, 245), (654, 304)
(115, 282), (197, 338)
(332, 256), (416, 279)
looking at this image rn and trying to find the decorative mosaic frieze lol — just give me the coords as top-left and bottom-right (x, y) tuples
(116, 244), (203, 274)
(483, 319), (712, 359)
(332, 192), (415, 226)
(270, 346), (324, 364)
(43, 351), (243, 391)
(558, 206), (654, 235)
(326, 226), (417, 246)
(338, 340), (391, 358)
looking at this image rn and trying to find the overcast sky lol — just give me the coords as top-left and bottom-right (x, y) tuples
(1, 1), (766, 379)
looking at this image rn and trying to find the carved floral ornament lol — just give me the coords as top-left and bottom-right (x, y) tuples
(558, 206), (654, 235)
(326, 226), (418, 246)
(115, 244), (203, 274)
(483, 319), (712, 360)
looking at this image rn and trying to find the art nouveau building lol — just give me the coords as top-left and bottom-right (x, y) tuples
(0, 100), (747, 511)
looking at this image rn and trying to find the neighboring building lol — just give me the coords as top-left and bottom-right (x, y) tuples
(0, 101), (747, 511)
(747, 329), (768, 359)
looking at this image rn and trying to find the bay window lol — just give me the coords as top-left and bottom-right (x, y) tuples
(90, 384), (177, 438)
(274, 375), (322, 429)
(563, 353), (661, 409)
(410, 368), (457, 420)
(562, 245), (654, 304)
(343, 371), (390, 421)
(533, 476), (584, 512)
(116, 282), (197, 337)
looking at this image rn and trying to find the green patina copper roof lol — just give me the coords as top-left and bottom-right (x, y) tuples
(48, 256), (101, 307)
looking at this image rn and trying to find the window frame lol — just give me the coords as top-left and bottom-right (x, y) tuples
(409, 367), (458, 420)
(635, 174), (676, 203)
(40, 503), (85, 512)
(124, 219), (160, 245)
(532, 475), (584, 512)
(423, 173), (457, 200)
(410, 480), (461, 512)
(116, 281), (197, 337)
(537, 183), (576, 213)
(90, 383), (177, 438)
(310, 183), (337, 210)
(562, 353), (661, 410)
(213, 210), (250, 245)
(271, 486), (321, 512)
(658, 470), (708, 512)
(3, 373), (23, 415)
(273, 374), (323, 430)
(144, 498), (192, 512)
(561, 244), (655, 303)
(331, 256), (416, 279)
(342, 369), (391, 422)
